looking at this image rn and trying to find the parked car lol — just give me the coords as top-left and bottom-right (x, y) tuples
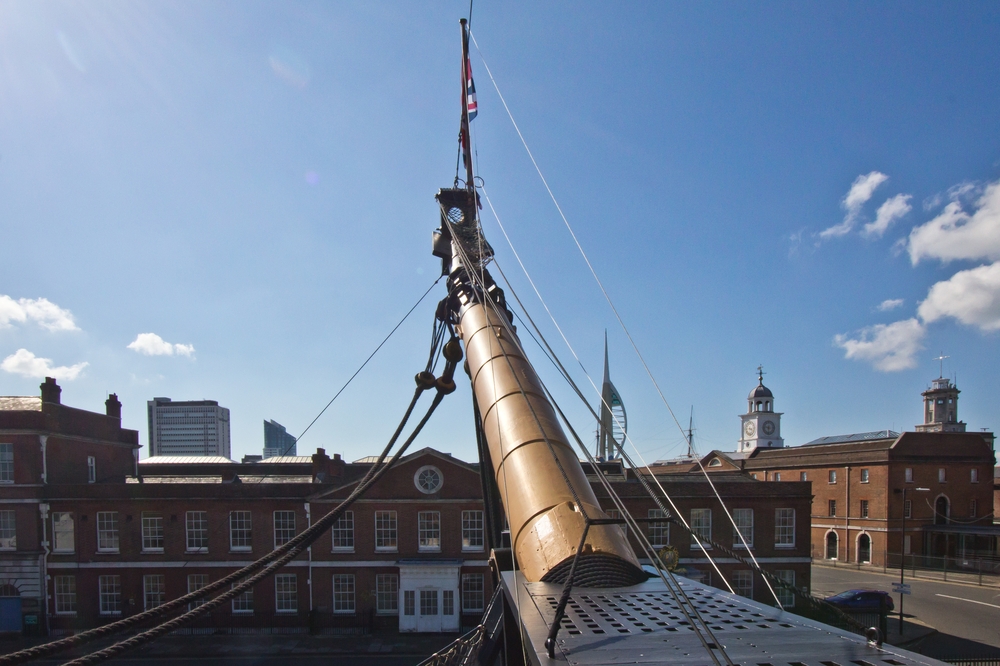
(823, 589), (895, 611)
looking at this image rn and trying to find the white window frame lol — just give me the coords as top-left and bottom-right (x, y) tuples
(403, 590), (415, 616)
(0, 443), (12, 483)
(141, 513), (164, 553)
(375, 510), (397, 552)
(607, 508), (627, 537)
(462, 573), (485, 613)
(52, 512), (74, 553)
(376, 574), (398, 615)
(187, 574), (208, 610)
(732, 508), (753, 549)
(775, 570), (795, 607)
(231, 583), (253, 614)
(331, 511), (354, 551)
(860, 468), (869, 483)
(54, 575), (77, 615)
(97, 511), (120, 553)
(828, 470), (837, 484)
(332, 574), (355, 614)
(860, 499), (869, 518)
(273, 510), (295, 548)
(733, 570), (753, 598)
(648, 509), (669, 548)
(0, 510), (15, 550)
(186, 511), (208, 553)
(443, 589), (455, 616)
(420, 589), (439, 616)
(143, 574), (165, 610)
(775, 508), (795, 548)
(87, 456), (96, 483)
(690, 508), (711, 547)
(229, 510), (252, 552)
(799, 472), (807, 481)
(462, 510), (484, 552)
(98, 575), (122, 615)
(275, 573), (297, 613)
(418, 511), (441, 552)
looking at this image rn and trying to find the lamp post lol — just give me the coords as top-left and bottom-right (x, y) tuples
(895, 486), (929, 634)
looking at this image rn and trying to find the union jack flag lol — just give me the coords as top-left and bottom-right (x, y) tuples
(465, 55), (478, 121)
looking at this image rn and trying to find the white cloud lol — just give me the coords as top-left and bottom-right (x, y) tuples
(834, 318), (926, 372)
(820, 171), (889, 239)
(863, 194), (911, 238)
(907, 179), (1000, 265)
(1, 349), (88, 380)
(917, 261), (1000, 332)
(877, 298), (904, 312)
(0, 295), (79, 331)
(127, 332), (195, 357)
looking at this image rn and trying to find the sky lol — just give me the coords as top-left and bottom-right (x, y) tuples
(1, 2), (999, 464)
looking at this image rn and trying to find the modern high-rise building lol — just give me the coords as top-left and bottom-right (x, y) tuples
(147, 398), (231, 458)
(263, 419), (297, 458)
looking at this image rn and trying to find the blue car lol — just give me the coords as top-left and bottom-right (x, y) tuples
(824, 589), (895, 611)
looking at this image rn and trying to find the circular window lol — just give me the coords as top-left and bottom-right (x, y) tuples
(414, 465), (443, 494)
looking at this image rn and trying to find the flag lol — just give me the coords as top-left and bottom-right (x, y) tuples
(465, 55), (478, 121)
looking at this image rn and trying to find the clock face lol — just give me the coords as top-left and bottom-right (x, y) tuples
(743, 421), (756, 437)
(762, 420), (775, 436)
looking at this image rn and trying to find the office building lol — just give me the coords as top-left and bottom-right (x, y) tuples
(263, 419), (297, 458)
(147, 397), (231, 458)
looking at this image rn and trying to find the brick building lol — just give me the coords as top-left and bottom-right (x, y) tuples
(2, 379), (813, 635)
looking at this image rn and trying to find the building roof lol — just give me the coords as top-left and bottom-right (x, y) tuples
(259, 456), (312, 464)
(748, 383), (773, 399)
(139, 456), (235, 464)
(803, 430), (899, 446)
(0, 396), (42, 411)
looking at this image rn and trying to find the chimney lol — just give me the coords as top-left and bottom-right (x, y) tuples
(40, 377), (61, 404)
(331, 452), (345, 478)
(311, 448), (331, 483)
(106, 394), (122, 419)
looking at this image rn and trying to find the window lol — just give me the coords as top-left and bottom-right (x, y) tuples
(97, 512), (119, 552)
(903, 534), (912, 555)
(733, 570), (753, 598)
(774, 472), (781, 482)
(418, 511), (441, 551)
(750, 473), (757, 480)
(275, 574), (297, 612)
(828, 499), (837, 517)
(230, 511), (252, 551)
(187, 574), (207, 610)
(186, 511), (208, 552)
(375, 511), (397, 551)
(87, 456), (96, 483)
(800, 472), (807, 481)
(971, 468), (979, 483)
(860, 500), (869, 518)
(376, 574), (398, 614)
(690, 509), (711, 547)
(860, 469), (869, 483)
(0, 510), (15, 550)
(775, 570), (795, 608)
(606, 509), (627, 536)
(462, 574), (485, 613)
(414, 465), (443, 494)
(649, 509), (669, 547)
(142, 514), (164, 552)
(143, 575), (165, 609)
(0, 443), (12, 482)
(331, 511), (354, 551)
(462, 510), (484, 551)
(232, 584), (253, 614)
(273, 511), (295, 548)
(732, 508), (753, 548)
(904, 500), (912, 519)
(970, 499), (978, 518)
(938, 468), (946, 483)
(828, 470), (837, 484)
(98, 575), (121, 615)
(53, 512), (75, 552)
(420, 590), (438, 615)
(775, 509), (795, 547)
(404, 590), (415, 616)
(333, 574), (355, 614)
(443, 590), (455, 615)
(905, 467), (913, 483)
(54, 576), (76, 614)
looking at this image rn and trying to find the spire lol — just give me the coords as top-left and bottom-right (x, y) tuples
(603, 330), (610, 383)
(597, 333), (627, 460)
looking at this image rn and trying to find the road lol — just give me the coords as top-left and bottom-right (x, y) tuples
(812, 565), (1000, 654)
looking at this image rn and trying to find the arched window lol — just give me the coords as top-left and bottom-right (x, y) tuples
(857, 534), (871, 564)
(935, 496), (949, 525)
(764, 401), (770, 411)
(826, 532), (838, 560)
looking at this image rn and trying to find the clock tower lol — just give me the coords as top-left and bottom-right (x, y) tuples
(738, 367), (784, 453)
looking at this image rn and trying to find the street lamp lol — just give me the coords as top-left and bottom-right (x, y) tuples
(894, 486), (929, 634)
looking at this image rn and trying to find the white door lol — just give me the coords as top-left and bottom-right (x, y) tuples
(416, 589), (441, 632)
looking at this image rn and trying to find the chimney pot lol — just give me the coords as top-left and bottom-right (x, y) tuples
(106, 393), (122, 419)
(40, 377), (61, 404)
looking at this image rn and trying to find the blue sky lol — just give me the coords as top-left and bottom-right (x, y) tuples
(1, 2), (998, 463)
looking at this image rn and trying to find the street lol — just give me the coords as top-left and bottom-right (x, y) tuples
(812, 564), (1000, 656)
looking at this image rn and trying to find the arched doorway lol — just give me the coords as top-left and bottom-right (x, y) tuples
(857, 533), (872, 564)
(935, 496), (950, 525)
(826, 531), (838, 560)
(0, 583), (22, 633)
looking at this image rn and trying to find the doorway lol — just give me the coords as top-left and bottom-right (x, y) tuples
(826, 532), (838, 560)
(858, 534), (871, 564)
